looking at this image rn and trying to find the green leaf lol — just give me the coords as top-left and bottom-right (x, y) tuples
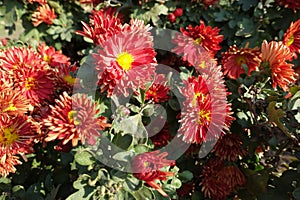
(238, 0), (259, 11)
(123, 175), (143, 192)
(65, 187), (95, 200)
(131, 186), (155, 200)
(45, 185), (61, 200)
(236, 18), (255, 37)
(74, 150), (95, 166)
(113, 134), (133, 150)
(293, 187), (300, 200)
(178, 171), (193, 182)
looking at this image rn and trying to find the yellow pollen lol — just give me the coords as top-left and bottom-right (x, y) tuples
(193, 92), (206, 106)
(3, 103), (17, 112)
(68, 110), (81, 126)
(0, 127), (19, 145)
(144, 161), (149, 167)
(234, 55), (246, 66)
(199, 61), (206, 69)
(194, 37), (202, 45)
(63, 75), (76, 85)
(44, 55), (51, 63)
(25, 77), (35, 90)
(287, 35), (294, 46)
(116, 52), (134, 71)
(197, 110), (211, 124)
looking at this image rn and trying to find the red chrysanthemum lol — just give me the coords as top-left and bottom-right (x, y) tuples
(0, 150), (22, 177)
(0, 46), (46, 76)
(283, 19), (300, 56)
(261, 40), (297, 91)
(221, 44), (261, 79)
(131, 151), (175, 197)
(43, 92), (110, 147)
(150, 123), (172, 148)
(200, 0), (220, 8)
(27, 0), (47, 4)
(212, 133), (247, 161)
(76, 10), (123, 45)
(177, 182), (195, 197)
(0, 114), (37, 154)
(178, 75), (212, 144)
(0, 87), (31, 116)
(38, 43), (70, 67)
(178, 67), (234, 144)
(276, 0), (300, 11)
(173, 20), (223, 58)
(32, 4), (57, 27)
(94, 29), (156, 97)
(14, 67), (54, 106)
(145, 74), (170, 103)
(200, 159), (246, 200)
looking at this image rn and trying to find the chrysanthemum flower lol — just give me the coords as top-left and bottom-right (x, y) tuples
(150, 123), (172, 148)
(275, 0), (300, 11)
(94, 29), (156, 96)
(145, 74), (170, 103)
(218, 165), (246, 190)
(14, 67), (54, 106)
(200, 159), (231, 200)
(38, 43), (70, 67)
(173, 20), (223, 58)
(76, 10), (123, 45)
(261, 40), (297, 91)
(0, 87), (31, 116)
(0, 114), (37, 154)
(131, 151), (175, 197)
(32, 4), (57, 27)
(0, 47), (46, 75)
(283, 19), (300, 56)
(0, 150), (22, 177)
(221, 44), (261, 79)
(200, 159), (246, 200)
(27, 0), (47, 4)
(212, 133), (247, 161)
(43, 92), (109, 147)
(178, 75), (212, 144)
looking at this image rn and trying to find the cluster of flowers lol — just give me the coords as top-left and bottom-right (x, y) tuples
(1, 0), (300, 198)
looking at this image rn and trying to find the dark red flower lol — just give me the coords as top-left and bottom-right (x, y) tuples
(167, 13), (176, 23)
(173, 8), (183, 17)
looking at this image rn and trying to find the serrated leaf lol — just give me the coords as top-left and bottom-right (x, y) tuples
(236, 18), (255, 37)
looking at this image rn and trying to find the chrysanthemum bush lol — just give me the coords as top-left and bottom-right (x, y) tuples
(0, 0), (300, 199)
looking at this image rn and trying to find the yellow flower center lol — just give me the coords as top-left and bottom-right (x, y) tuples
(68, 110), (81, 125)
(287, 35), (294, 46)
(197, 110), (211, 124)
(3, 103), (17, 112)
(143, 161), (149, 167)
(199, 61), (206, 69)
(63, 75), (76, 85)
(25, 77), (36, 90)
(193, 92), (206, 106)
(194, 37), (203, 45)
(0, 127), (19, 145)
(116, 52), (134, 71)
(234, 55), (246, 66)
(43, 55), (51, 63)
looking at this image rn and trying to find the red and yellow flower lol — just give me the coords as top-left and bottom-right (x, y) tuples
(43, 92), (109, 147)
(283, 19), (300, 56)
(94, 28), (156, 96)
(261, 40), (297, 91)
(32, 4), (57, 27)
(145, 74), (170, 103)
(221, 44), (261, 79)
(131, 151), (175, 197)
(38, 43), (70, 67)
